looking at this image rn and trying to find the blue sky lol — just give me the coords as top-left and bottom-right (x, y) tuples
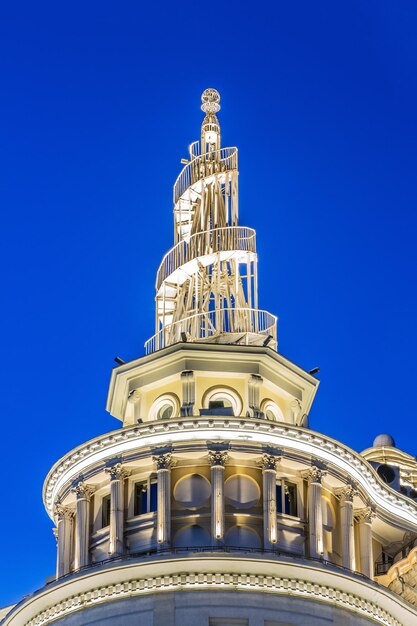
(1, 0), (417, 607)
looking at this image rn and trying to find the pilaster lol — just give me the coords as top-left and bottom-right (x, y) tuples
(208, 448), (228, 541)
(153, 453), (173, 547)
(303, 465), (326, 559)
(261, 453), (281, 548)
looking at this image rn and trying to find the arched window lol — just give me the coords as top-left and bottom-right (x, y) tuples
(202, 386), (243, 416)
(149, 393), (179, 421)
(261, 399), (284, 422)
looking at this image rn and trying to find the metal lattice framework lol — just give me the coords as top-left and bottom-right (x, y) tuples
(145, 89), (278, 354)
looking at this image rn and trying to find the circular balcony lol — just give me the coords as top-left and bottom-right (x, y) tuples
(173, 146), (238, 204)
(156, 226), (256, 292)
(145, 307), (277, 355)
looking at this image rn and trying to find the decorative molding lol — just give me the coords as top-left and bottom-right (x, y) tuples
(105, 463), (130, 481)
(23, 571), (402, 626)
(355, 506), (377, 524)
(54, 505), (74, 521)
(153, 453), (173, 470)
(43, 418), (417, 527)
(72, 482), (95, 501)
(302, 465), (326, 485)
(335, 483), (357, 503)
(208, 450), (228, 466)
(260, 453), (281, 471)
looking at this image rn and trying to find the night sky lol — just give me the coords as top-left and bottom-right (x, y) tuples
(1, 0), (417, 607)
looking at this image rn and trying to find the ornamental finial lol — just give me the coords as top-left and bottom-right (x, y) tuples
(201, 88), (221, 114)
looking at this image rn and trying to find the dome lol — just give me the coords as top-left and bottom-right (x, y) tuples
(373, 433), (396, 448)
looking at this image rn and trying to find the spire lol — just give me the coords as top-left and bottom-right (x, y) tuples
(201, 88), (221, 152)
(144, 90), (277, 354)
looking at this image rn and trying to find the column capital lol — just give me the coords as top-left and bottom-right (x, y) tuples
(153, 452), (173, 470)
(302, 464), (326, 484)
(354, 506), (376, 524)
(72, 481), (95, 500)
(105, 463), (130, 481)
(208, 450), (229, 466)
(260, 453), (281, 471)
(335, 483), (357, 503)
(55, 504), (75, 521)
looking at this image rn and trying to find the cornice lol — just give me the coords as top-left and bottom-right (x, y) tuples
(43, 418), (417, 530)
(2, 555), (416, 626)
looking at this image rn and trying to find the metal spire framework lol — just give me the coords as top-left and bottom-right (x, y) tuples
(145, 89), (277, 354)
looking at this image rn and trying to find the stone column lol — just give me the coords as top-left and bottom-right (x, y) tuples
(181, 371), (195, 417)
(208, 449), (228, 541)
(355, 507), (375, 579)
(336, 484), (356, 570)
(303, 466), (326, 559)
(55, 504), (74, 578)
(106, 464), (129, 556)
(261, 453), (280, 548)
(73, 482), (95, 569)
(248, 374), (263, 418)
(153, 453), (173, 548)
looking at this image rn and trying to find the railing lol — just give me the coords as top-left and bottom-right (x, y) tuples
(145, 307), (277, 354)
(156, 226), (256, 291)
(53, 544), (372, 584)
(374, 536), (417, 576)
(174, 146), (238, 204)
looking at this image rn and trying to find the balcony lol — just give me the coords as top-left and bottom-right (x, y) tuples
(145, 307), (277, 354)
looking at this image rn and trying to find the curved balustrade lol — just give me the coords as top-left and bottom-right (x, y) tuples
(145, 307), (277, 354)
(156, 226), (256, 291)
(174, 146), (238, 204)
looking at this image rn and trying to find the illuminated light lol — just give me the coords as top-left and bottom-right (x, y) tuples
(46, 425), (417, 526)
(205, 130), (217, 144)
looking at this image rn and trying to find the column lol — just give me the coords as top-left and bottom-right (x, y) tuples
(208, 449), (228, 541)
(303, 466), (326, 559)
(55, 504), (74, 578)
(181, 371), (195, 417)
(248, 374), (263, 418)
(106, 464), (129, 556)
(73, 482), (95, 569)
(355, 507), (375, 579)
(261, 453), (280, 548)
(336, 484), (356, 570)
(153, 453), (173, 548)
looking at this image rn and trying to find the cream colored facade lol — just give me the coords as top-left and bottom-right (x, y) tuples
(2, 90), (417, 626)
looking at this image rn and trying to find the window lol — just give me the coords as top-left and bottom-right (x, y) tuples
(261, 399), (284, 422)
(149, 394), (179, 421)
(134, 479), (157, 516)
(101, 494), (111, 528)
(276, 480), (298, 517)
(202, 386), (242, 416)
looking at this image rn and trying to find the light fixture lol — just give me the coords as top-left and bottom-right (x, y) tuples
(309, 367), (320, 376)
(114, 357), (125, 365)
(181, 332), (187, 342)
(263, 335), (273, 347)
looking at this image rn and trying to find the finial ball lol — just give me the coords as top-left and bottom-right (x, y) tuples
(373, 433), (396, 448)
(201, 88), (221, 113)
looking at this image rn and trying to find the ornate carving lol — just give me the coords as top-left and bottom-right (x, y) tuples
(55, 504), (74, 521)
(208, 450), (228, 466)
(72, 482), (95, 500)
(355, 506), (376, 524)
(260, 453), (281, 471)
(105, 463), (130, 481)
(335, 483), (357, 503)
(302, 465), (326, 484)
(25, 570), (401, 626)
(153, 453), (173, 470)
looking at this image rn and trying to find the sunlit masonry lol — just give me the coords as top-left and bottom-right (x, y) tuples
(2, 89), (417, 626)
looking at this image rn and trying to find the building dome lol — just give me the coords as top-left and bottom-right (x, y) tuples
(373, 433), (396, 448)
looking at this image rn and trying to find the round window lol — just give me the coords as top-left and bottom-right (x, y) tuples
(202, 387), (242, 416)
(150, 394), (179, 421)
(157, 404), (174, 420)
(261, 399), (284, 422)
